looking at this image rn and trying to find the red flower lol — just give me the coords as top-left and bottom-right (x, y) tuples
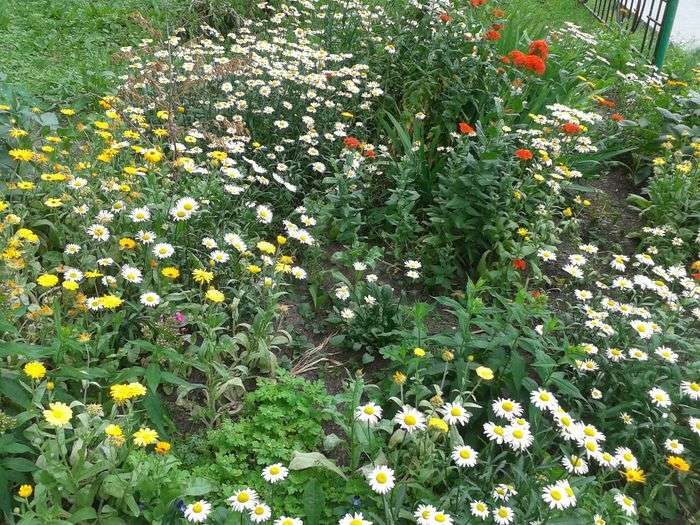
(513, 259), (527, 271)
(470, 0), (487, 6)
(561, 122), (582, 134)
(509, 50), (527, 66)
(343, 136), (361, 149)
(522, 54), (546, 75)
(530, 290), (542, 298)
(439, 12), (451, 22)
(364, 149), (377, 158)
(485, 30), (501, 41)
(492, 8), (505, 17)
(598, 98), (616, 109)
(692, 273), (700, 281)
(500, 55), (511, 64)
(458, 122), (476, 135)
(515, 148), (533, 160)
(528, 39), (549, 61)
(610, 113), (624, 122)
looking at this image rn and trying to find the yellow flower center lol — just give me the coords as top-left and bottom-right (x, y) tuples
(363, 406), (375, 415)
(498, 509), (508, 518)
(404, 415), (417, 425)
(238, 493), (250, 503)
(450, 407), (461, 416)
(551, 489), (562, 501)
(503, 401), (513, 411)
(435, 514), (446, 523)
(513, 430), (523, 439)
(376, 472), (387, 483)
(270, 466), (280, 475)
(192, 503), (202, 513)
(459, 449), (471, 459)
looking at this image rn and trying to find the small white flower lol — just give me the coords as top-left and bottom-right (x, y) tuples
(366, 465), (394, 494)
(139, 292), (161, 307)
(451, 445), (478, 467)
(184, 500), (211, 523)
(262, 463), (288, 484)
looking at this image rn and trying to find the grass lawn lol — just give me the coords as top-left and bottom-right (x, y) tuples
(0, 0), (185, 102)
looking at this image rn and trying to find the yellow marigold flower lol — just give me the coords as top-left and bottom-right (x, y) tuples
(278, 255), (294, 264)
(0, 200), (8, 212)
(276, 235), (287, 245)
(18, 484), (33, 498)
(161, 267), (180, 279)
(257, 241), (276, 254)
(143, 149), (163, 163)
(192, 269), (214, 284)
(476, 366), (494, 380)
(127, 382), (147, 398)
(17, 228), (39, 242)
(563, 207), (573, 218)
(9, 149), (35, 161)
(44, 198), (63, 208)
(154, 441), (172, 455)
(247, 264), (262, 274)
(17, 181), (35, 190)
(153, 128), (169, 138)
(105, 424), (123, 437)
(77, 332), (92, 343)
(62, 281), (79, 291)
(23, 361), (46, 380)
(46, 381), (54, 390)
(621, 468), (646, 484)
(9, 128), (28, 138)
(428, 417), (449, 433)
(119, 238), (136, 250)
(205, 288), (225, 303)
(133, 427), (158, 447)
(98, 294), (123, 309)
(60, 108), (76, 116)
(413, 347), (426, 357)
(43, 402), (72, 428)
(208, 150), (228, 161)
(392, 371), (407, 385)
(0, 104), (11, 111)
(93, 120), (110, 130)
(442, 350), (454, 362)
(517, 227), (529, 238)
(667, 455), (690, 472)
(37, 274), (59, 287)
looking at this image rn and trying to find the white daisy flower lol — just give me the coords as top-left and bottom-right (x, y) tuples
(470, 500), (489, 520)
(184, 500), (211, 523)
(451, 445), (478, 467)
(355, 402), (382, 425)
(440, 402), (470, 426)
(139, 292), (161, 307)
(366, 465), (394, 494)
(228, 488), (258, 512)
(394, 406), (426, 433)
(262, 463), (288, 484)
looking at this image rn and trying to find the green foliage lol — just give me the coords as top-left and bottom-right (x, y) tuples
(182, 373), (368, 520)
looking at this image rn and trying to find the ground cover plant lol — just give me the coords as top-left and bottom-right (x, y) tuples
(0, 0), (698, 524)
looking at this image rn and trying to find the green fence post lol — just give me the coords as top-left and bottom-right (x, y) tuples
(654, 0), (679, 68)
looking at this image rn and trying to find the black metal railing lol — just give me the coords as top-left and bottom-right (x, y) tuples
(579, 0), (679, 66)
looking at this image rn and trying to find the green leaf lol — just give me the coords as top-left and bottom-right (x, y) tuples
(69, 507), (98, 523)
(288, 451), (346, 479)
(1, 457), (36, 472)
(302, 478), (325, 525)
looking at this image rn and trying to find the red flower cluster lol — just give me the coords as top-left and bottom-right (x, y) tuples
(528, 39), (549, 61)
(485, 29), (501, 41)
(610, 113), (624, 122)
(470, 0), (487, 6)
(458, 122), (476, 135)
(501, 40), (549, 76)
(439, 12), (451, 23)
(513, 259), (527, 271)
(343, 136), (361, 149)
(515, 148), (533, 160)
(561, 122), (583, 134)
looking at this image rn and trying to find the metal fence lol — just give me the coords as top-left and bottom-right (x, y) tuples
(580, 0), (680, 67)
